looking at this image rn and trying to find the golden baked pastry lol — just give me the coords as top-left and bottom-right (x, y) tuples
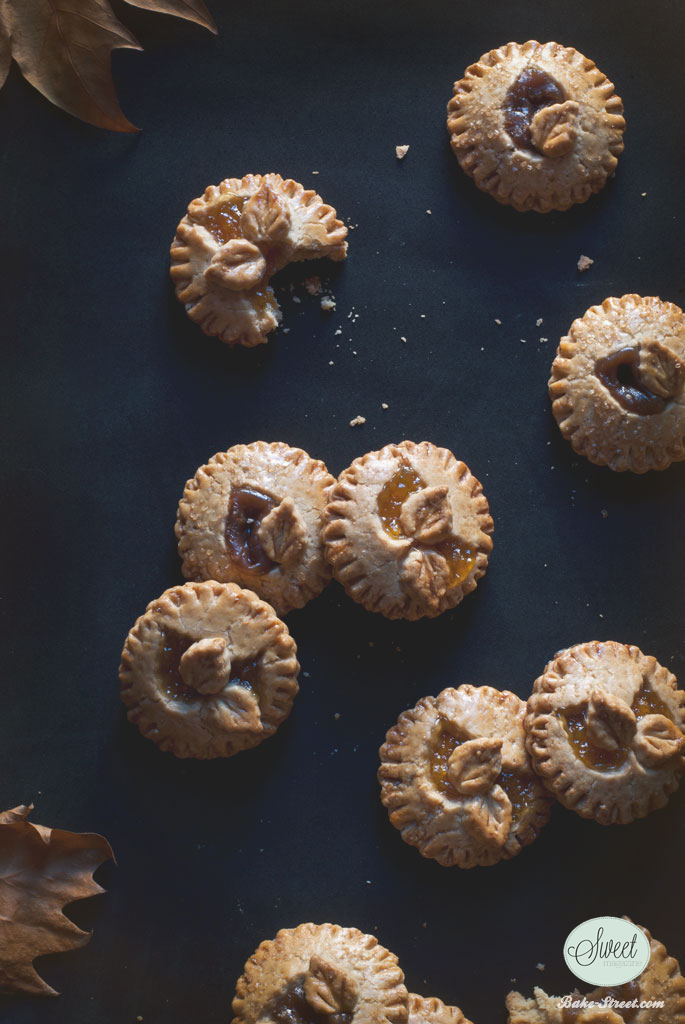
(506, 921), (685, 1023)
(176, 441), (335, 616)
(232, 923), (408, 1024)
(323, 441), (493, 620)
(379, 686), (552, 868)
(170, 174), (348, 346)
(525, 641), (685, 824)
(447, 41), (625, 212)
(409, 993), (473, 1024)
(549, 295), (685, 472)
(119, 581), (299, 758)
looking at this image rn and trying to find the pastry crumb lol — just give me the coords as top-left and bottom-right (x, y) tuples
(641, 191), (647, 197)
(539, 337), (548, 343)
(304, 276), (322, 295)
(400, 336), (407, 343)
(520, 338), (526, 343)
(349, 415), (366, 427)
(381, 403), (389, 410)
(422, 922), (427, 928)
(312, 170), (319, 174)
(601, 509), (608, 518)
(536, 317), (543, 327)
(320, 296), (336, 311)
(536, 963), (545, 972)
(329, 360), (334, 365)
(577, 254), (594, 272)
(494, 318), (502, 325)
(334, 712), (341, 720)
(335, 328), (342, 336)
(292, 295), (302, 304)
(396, 144), (410, 159)
(282, 328), (290, 334)
(426, 209), (432, 215)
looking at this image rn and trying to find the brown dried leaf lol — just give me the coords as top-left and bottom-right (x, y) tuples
(0, 0), (216, 132)
(0, 805), (114, 997)
(304, 955), (359, 1016)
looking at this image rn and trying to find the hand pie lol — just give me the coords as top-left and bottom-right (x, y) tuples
(170, 174), (347, 346)
(549, 295), (685, 472)
(525, 641), (685, 824)
(119, 581), (299, 758)
(323, 441), (493, 620)
(379, 685), (552, 868)
(447, 41), (625, 212)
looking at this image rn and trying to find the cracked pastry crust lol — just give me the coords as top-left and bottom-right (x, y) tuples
(170, 174), (348, 347)
(232, 922), (408, 1024)
(409, 994), (473, 1024)
(549, 295), (685, 473)
(447, 41), (625, 213)
(323, 441), (493, 620)
(379, 686), (552, 868)
(525, 641), (685, 825)
(506, 920), (685, 1023)
(119, 581), (299, 758)
(176, 441), (335, 616)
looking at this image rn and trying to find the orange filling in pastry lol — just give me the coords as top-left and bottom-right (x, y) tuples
(502, 67), (565, 150)
(562, 683), (677, 771)
(429, 723), (536, 824)
(196, 196), (246, 244)
(158, 629), (260, 702)
(224, 487), (277, 574)
(595, 348), (666, 415)
(377, 465), (476, 586)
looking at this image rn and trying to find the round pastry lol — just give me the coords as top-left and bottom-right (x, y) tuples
(378, 686), (552, 868)
(447, 40), (625, 213)
(506, 920), (685, 1023)
(119, 581), (299, 758)
(170, 174), (348, 347)
(232, 923), (408, 1024)
(549, 295), (685, 473)
(409, 994), (473, 1024)
(323, 441), (493, 620)
(176, 441), (335, 616)
(525, 641), (685, 825)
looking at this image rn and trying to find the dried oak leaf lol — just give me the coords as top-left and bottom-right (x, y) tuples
(0, 804), (114, 997)
(0, 0), (216, 133)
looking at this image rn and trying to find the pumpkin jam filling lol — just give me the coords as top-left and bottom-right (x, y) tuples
(225, 486), (277, 574)
(429, 721), (536, 824)
(595, 348), (667, 416)
(561, 682), (677, 771)
(158, 628), (260, 702)
(196, 197), (247, 245)
(502, 66), (566, 151)
(376, 464), (476, 587)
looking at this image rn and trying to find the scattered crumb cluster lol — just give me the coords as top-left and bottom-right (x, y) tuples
(577, 254), (594, 272)
(349, 415), (366, 427)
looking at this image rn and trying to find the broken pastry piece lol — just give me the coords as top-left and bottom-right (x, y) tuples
(170, 174), (348, 346)
(379, 686), (552, 868)
(119, 581), (299, 758)
(525, 641), (685, 824)
(176, 441), (335, 616)
(447, 41), (625, 212)
(323, 441), (493, 620)
(409, 993), (474, 1024)
(550, 295), (685, 472)
(232, 923), (408, 1024)
(506, 921), (685, 1022)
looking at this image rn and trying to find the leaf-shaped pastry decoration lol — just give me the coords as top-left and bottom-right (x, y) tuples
(0, 805), (114, 996)
(463, 786), (512, 850)
(586, 689), (637, 752)
(446, 737), (502, 795)
(205, 240), (267, 291)
(400, 548), (449, 610)
(257, 497), (307, 566)
(633, 714), (684, 768)
(529, 100), (579, 157)
(241, 184), (292, 246)
(220, 685), (263, 733)
(179, 636), (232, 694)
(398, 485), (452, 545)
(304, 955), (359, 1016)
(638, 340), (685, 400)
(0, 0), (216, 132)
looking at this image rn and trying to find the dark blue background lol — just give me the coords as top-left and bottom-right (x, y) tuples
(1, 0), (684, 1020)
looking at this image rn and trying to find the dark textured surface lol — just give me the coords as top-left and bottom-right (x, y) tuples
(1, 0), (685, 1020)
